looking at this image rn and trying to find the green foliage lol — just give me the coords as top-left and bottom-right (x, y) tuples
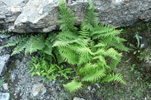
(54, 0), (128, 92)
(3, 0), (128, 93)
(57, 0), (77, 32)
(3, 33), (57, 56)
(135, 34), (140, 48)
(63, 79), (82, 92)
(27, 57), (72, 81)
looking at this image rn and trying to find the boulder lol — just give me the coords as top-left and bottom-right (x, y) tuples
(0, 0), (151, 33)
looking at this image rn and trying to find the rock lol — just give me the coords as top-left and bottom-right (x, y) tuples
(0, 93), (10, 100)
(2, 83), (8, 90)
(10, 72), (16, 82)
(95, 83), (100, 88)
(87, 86), (91, 91)
(0, 54), (10, 76)
(32, 83), (46, 96)
(0, 0), (151, 33)
(73, 97), (85, 100)
(0, 34), (9, 39)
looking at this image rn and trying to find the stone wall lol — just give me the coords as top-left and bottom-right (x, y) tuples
(0, 0), (151, 33)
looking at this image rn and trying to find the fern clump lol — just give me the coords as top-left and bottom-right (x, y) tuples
(53, 0), (128, 92)
(4, 0), (128, 93)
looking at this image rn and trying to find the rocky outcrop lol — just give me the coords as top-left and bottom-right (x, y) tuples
(0, 0), (151, 33)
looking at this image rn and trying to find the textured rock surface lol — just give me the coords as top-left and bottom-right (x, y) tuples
(32, 83), (46, 96)
(73, 97), (85, 100)
(0, 54), (10, 76)
(0, 93), (10, 100)
(0, 0), (151, 33)
(1, 55), (72, 100)
(0, 34), (12, 76)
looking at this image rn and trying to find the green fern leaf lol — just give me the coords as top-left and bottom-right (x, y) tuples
(79, 63), (97, 75)
(25, 35), (45, 56)
(58, 0), (77, 32)
(58, 47), (78, 65)
(63, 79), (82, 92)
(11, 42), (27, 55)
(82, 69), (106, 82)
(102, 73), (126, 85)
(42, 46), (52, 55)
(3, 35), (27, 47)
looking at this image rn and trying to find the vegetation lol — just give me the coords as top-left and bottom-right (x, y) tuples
(122, 21), (151, 83)
(3, 0), (128, 92)
(27, 56), (72, 81)
(3, 33), (56, 56)
(1, 0), (151, 99)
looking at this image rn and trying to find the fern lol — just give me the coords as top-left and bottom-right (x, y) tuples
(3, 33), (57, 56)
(4, 0), (128, 93)
(56, 0), (128, 92)
(12, 42), (27, 55)
(58, 0), (77, 32)
(102, 73), (126, 85)
(83, 0), (99, 27)
(63, 79), (82, 92)
(82, 69), (106, 82)
(3, 36), (24, 47)
(28, 57), (72, 81)
(25, 34), (45, 55)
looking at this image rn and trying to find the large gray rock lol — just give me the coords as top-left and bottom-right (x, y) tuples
(0, 0), (151, 33)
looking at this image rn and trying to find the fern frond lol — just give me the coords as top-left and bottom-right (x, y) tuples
(58, 0), (77, 32)
(105, 48), (122, 61)
(83, 0), (99, 27)
(79, 63), (97, 75)
(56, 31), (78, 40)
(3, 39), (19, 47)
(93, 55), (107, 66)
(3, 35), (28, 47)
(82, 69), (106, 82)
(53, 39), (79, 47)
(102, 73), (126, 85)
(81, 22), (94, 31)
(109, 59), (120, 71)
(93, 42), (106, 48)
(11, 42), (27, 55)
(93, 48), (106, 55)
(25, 34), (45, 56)
(58, 47), (78, 65)
(63, 79), (82, 92)
(79, 28), (90, 39)
(42, 46), (52, 55)
(77, 47), (93, 55)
